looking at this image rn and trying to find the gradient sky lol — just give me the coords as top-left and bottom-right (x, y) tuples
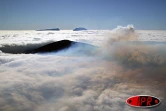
(0, 0), (166, 30)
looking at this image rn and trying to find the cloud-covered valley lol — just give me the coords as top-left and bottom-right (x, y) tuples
(0, 26), (166, 111)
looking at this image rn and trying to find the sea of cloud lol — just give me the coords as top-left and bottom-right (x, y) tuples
(0, 26), (166, 111)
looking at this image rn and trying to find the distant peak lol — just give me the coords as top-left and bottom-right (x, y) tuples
(73, 27), (87, 31)
(36, 28), (60, 31)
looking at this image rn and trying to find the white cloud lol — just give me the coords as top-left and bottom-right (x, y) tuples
(0, 26), (166, 111)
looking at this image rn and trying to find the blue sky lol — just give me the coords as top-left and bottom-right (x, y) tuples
(0, 0), (166, 30)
